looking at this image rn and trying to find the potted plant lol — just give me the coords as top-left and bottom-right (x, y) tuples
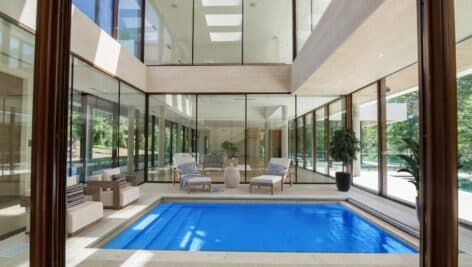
(329, 128), (359, 192)
(397, 138), (420, 220)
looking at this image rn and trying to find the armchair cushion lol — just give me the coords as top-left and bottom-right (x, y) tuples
(66, 201), (103, 234)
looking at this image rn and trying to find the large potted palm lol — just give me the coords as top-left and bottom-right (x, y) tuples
(397, 138), (420, 220)
(329, 128), (359, 192)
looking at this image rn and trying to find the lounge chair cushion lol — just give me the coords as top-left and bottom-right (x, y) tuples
(101, 186), (140, 207)
(178, 161), (198, 175)
(265, 163), (286, 176)
(187, 177), (211, 184)
(250, 175), (282, 184)
(66, 200), (103, 234)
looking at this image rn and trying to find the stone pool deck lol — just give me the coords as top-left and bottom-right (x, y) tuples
(1, 183), (471, 266)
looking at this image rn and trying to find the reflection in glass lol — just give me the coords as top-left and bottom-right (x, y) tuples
(194, 0), (242, 63)
(295, 0), (312, 53)
(198, 95), (245, 181)
(352, 84), (379, 192)
(243, 0), (292, 63)
(0, 16), (34, 257)
(72, 59), (120, 179)
(148, 95), (196, 182)
(315, 108), (327, 174)
(118, 0), (143, 58)
(119, 84), (146, 183)
(73, 0), (114, 35)
(145, 0), (193, 64)
(246, 95), (294, 178)
(385, 65), (419, 204)
(305, 113), (314, 170)
(456, 38), (472, 225)
(296, 117), (304, 168)
(328, 99), (345, 176)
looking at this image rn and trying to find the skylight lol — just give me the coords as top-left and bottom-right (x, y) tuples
(201, 0), (241, 7)
(205, 14), (242, 26)
(209, 32), (241, 42)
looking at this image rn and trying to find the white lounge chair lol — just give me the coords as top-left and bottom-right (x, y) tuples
(249, 158), (293, 195)
(174, 157), (212, 193)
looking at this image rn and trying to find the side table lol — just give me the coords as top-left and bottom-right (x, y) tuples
(224, 166), (240, 188)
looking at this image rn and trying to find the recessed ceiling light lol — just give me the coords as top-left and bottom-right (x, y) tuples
(202, 0), (240, 7)
(206, 14), (242, 26)
(210, 32), (241, 42)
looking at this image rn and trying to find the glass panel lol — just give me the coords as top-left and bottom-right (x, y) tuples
(456, 2), (472, 261)
(305, 113), (313, 170)
(385, 64), (419, 204)
(288, 120), (296, 167)
(296, 117), (304, 168)
(73, 0), (114, 35)
(198, 95), (245, 182)
(311, 0), (331, 31)
(194, 0), (242, 64)
(315, 108), (327, 174)
(73, 59), (119, 179)
(144, 0), (193, 64)
(295, 0), (311, 53)
(119, 83), (146, 183)
(148, 95), (196, 182)
(243, 0), (292, 64)
(352, 84), (379, 192)
(118, 0), (143, 58)
(328, 99), (345, 176)
(0, 16), (34, 260)
(246, 95), (295, 178)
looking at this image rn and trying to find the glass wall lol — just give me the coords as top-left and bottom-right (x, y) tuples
(296, 117), (304, 168)
(194, 0), (242, 64)
(71, 58), (120, 180)
(198, 95), (245, 182)
(304, 113), (314, 170)
(243, 0), (292, 64)
(295, 0), (312, 53)
(118, 0), (143, 58)
(315, 108), (327, 174)
(328, 99), (345, 176)
(73, 0), (114, 35)
(144, 0), (193, 64)
(246, 95), (295, 177)
(352, 84), (379, 192)
(455, 3), (472, 262)
(295, 0), (332, 54)
(385, 64), (419, 204)
(0, 15), (34, 257)
(144, 0), (293, 65)
(148, 94), (196, 182)
(119, 83), (146, 183)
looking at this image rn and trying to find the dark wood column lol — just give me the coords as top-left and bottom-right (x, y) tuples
(417, 0), (458, 266)
(377, 79), (387, 195)
(31, 0), (71, 266)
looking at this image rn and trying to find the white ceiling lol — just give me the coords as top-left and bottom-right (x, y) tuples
(293, 0), (472, 96)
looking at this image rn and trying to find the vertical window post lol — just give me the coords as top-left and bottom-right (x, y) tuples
(31, 0), (71, 265)
(417, 0), (458, 266)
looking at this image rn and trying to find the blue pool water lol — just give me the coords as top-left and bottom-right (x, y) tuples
(104, 202), (416, 253)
